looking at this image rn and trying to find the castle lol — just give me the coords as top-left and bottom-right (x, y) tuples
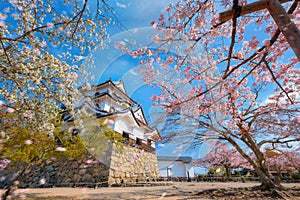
(0, 79), (161, 187)
(73, 79), (162, 185)
(74, 79), (161, 152)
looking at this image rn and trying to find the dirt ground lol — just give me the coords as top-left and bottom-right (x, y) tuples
(1, 182), (300, 200)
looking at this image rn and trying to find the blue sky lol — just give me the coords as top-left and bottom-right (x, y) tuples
(86, 0), (206, 160)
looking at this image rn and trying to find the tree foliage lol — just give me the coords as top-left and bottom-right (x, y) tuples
(0, 0), (112, 132)
(74, 111), (125, 158)
(0, 109), (86, 165)
(192, 142), (251, 176)
(266, 149), (300, 173)
(119, 0), (300, 189)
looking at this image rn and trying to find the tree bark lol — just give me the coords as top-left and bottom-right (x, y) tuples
(255, 166), (282, 190)
(267, 0), (300, 60)
(219, 0), (292, 23)
(225, 166), (232, 178)
(226, 135), (281, 190)
(2, 156), (41, 200)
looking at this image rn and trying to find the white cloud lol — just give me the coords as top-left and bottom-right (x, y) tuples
(116, 2), (127, 8)
(129, 69), (138, 76)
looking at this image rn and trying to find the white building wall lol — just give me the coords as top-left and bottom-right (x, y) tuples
(186, 165), (195, 178)
(103, 103), (111, 112)
(132, 127), (144, 140)
(150, 140), (155, 148)
(158, 161), (188, 178)
(82, 90), (95, 97)
(158, 161), (171, 177)
(114, 118), (132, 134)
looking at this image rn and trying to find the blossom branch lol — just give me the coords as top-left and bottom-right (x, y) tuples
(70, 0), (88, 38)
(264, 60), (294, 104)
(224, 0), (240, 75)
(223, 0), (299, 80)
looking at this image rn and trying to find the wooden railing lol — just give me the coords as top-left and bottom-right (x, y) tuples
(121, 139), (155, 153)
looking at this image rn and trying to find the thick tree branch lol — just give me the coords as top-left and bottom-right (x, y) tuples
(219, 0), (292, 23)
(222, 0), (299, 80)
(258, 137), (299, 149)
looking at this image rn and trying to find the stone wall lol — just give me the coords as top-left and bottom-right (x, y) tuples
(0, 154), (110, 188)
(0, 144), (159, 188)
(108, 144), (159, 186)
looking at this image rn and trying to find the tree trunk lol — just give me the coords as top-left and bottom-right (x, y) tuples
(2, 181), (19, 200)
(226, 136), (282, 190)
(225, 166), (232, 178)
(255, 166), (282, 190)
(2, 157), (40, 200)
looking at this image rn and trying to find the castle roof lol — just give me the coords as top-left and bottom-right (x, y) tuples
(157, 156), (192, 163)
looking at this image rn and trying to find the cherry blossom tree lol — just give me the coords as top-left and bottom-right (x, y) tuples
(266, 150), (300, 176)
(0, 0), (113, 132)
(119, 0), (300, 190)
(192, 142), (251, 177)
(0, 1), (116, 197)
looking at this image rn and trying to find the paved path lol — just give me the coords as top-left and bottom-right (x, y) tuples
(1, 182), (299, 199)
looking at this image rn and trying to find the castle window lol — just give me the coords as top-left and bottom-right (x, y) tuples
(136, 138), (142, 145)
(109, 107), (115, 113)
(71, 128), (80, 136)
(147, 139), (152, 146)
(95, 92), (100, 97)
(122, 131), (130, 140)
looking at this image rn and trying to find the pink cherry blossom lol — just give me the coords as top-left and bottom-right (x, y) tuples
(6, 107), (14, 113)
(46, 22), (54, 28)
(23, 110), (34, 119)
(25, 140), (33, 145)
(39, 41), (46, 47)
(39, 178), (46, 185)
(72, 72), (78, 79)
(85, 159), (93, 164)
(103, 119), (109, 124)
(116, 2), (126, 8)
(151, 21), (158, 28)
(0, 20), (5, 27)
(55, 147), (66, 151)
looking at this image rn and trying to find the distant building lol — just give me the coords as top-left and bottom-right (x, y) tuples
(157, 156), (195, 179)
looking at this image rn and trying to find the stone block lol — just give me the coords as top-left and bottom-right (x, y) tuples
(82, 174), (93, 182)
(109, 170), (114, 177)
(65, 178), (71, 183)
(62, 165), (69, 171)
(79, 164), (88, 169)
(70, 162), (78, 169)
(71, 174), (81, 182)
(79, 169), (86, 175)
(121, 172), (126, 178)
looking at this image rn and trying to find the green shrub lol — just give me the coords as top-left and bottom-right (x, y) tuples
(291, 173), (300, 179)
